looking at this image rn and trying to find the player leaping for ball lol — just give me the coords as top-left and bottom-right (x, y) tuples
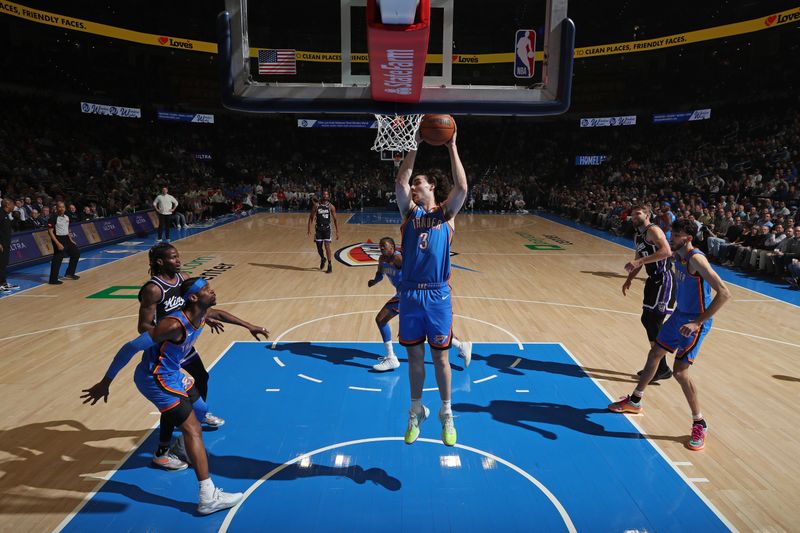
(395, 122), (467, 447)
(368, 236), (472, 372)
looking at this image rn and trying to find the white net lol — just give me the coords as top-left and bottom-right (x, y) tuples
(371, 113), (423, 152)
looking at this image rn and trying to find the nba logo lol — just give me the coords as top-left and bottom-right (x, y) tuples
(514, 29), (536, 79)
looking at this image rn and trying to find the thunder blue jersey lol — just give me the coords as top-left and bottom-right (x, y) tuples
(139, 310), (205, 379)
(379, 252), (403, 292)
(673, 249), (712, 315)
(400, 205), (452, 285)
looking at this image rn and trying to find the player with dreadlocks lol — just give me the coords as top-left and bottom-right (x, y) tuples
(137, 243), (225, 470)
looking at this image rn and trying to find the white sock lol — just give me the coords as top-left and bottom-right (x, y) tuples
(384, 341), (395, 357)
(450, 337), (461, 349)
(693, 412), (703, 421)
(440, 400), (452, 417)
(410, 398), (423, 414)
(199, 477), (215, 499)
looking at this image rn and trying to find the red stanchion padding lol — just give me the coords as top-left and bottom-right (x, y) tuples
(366, 0), (431, 104)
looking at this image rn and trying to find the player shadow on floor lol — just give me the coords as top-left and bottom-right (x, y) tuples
(453, 401), (684, 444)
(104, 448), (402, 515)
(580, 270), (641, 280)
(773, 374), (800, 382)
(0, 420), (149, 515)
(471, 352), (641, 384)
(271, 342), (379, 369)
(249, 262), (321, 272)
(206, 453), (402, 492)
(270, 343), (464, 372)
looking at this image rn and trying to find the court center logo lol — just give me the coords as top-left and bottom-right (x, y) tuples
(335, 241), (459, 267)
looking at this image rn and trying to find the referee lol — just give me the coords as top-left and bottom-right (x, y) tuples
(1, 198), (19, 292)
(48, 201), (81, 285)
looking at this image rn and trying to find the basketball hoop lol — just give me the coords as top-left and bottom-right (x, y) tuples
(371, 113), (423, 152)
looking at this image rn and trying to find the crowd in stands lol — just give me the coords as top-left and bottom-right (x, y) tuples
(2, 89), (798, 287)
(548, 100), (800, 289)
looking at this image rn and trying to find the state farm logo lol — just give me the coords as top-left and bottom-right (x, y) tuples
(158, 36), (193, 49)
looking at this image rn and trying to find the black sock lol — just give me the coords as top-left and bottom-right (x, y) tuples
(631, 393), (642, 404)
(693, 418), (707, 428)
(156, 444), (170, 456)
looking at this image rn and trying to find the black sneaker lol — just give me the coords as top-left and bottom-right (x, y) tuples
(636, 368), (673, 383)
(320, 257), (327, 270)
(49, 280), (63, 285)
(4, 282), (19, 289)
(326, 264), (332, 274)
(63, 274), (80, 280)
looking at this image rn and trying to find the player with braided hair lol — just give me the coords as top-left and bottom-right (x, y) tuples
(138, 243), (225, 470)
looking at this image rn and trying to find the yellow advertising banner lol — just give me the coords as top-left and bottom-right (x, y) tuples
(1, 1), (797, 64)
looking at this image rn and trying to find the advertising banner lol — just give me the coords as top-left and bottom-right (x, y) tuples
(579, 116), (636, 128)
(80, 101), (141, 119)
(297, 119), (378, 129)
(652, 109), (711, 123)
(575, 155), (609, 166)
(157, 111), (215, 123)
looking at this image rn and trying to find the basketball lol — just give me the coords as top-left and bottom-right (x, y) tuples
(419, 114), (456, 146)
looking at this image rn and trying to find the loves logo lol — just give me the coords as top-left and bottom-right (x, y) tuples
(764, 15), (777, 26)
(158, 36), (169, 45)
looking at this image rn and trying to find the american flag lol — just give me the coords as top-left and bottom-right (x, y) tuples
(258, 49), (296, 75)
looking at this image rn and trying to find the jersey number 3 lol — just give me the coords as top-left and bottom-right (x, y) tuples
(418, 232), (429, 250)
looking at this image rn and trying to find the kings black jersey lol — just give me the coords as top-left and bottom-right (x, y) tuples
(315, 202), (332, 231)
(138, 273), (187, 326)
(635, 224), (672, 277)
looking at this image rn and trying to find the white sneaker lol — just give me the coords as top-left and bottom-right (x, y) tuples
(197, 488), (243, 515)
(203, 412), (226, 427)
(169, 434), (191, 465)
(373, 355), (400, 372)
(458, 341), (472, 368)
(151, 452), (188, 471)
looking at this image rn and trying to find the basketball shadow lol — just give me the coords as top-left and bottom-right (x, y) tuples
(249, 262), (320, 272)
(0, 420), (153, 515)
(453, 400), (684, 444)
(471, 352), (641, 384)
(773, 374), (800, 382)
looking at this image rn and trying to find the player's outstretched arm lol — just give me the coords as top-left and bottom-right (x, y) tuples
(395, 140), (418, 216)
(368, 264), (384, 287)
(206, 308), (269, 340)
(442, 131), (467, 221)
(679, 254), (731, 337)
(80, 319), (183, 405)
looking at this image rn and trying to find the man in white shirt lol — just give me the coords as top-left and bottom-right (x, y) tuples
(153, 187), (179, 242)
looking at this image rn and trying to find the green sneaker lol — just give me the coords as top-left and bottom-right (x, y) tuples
(441, 413), (457, 446)
(404, 405), (429, 444)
